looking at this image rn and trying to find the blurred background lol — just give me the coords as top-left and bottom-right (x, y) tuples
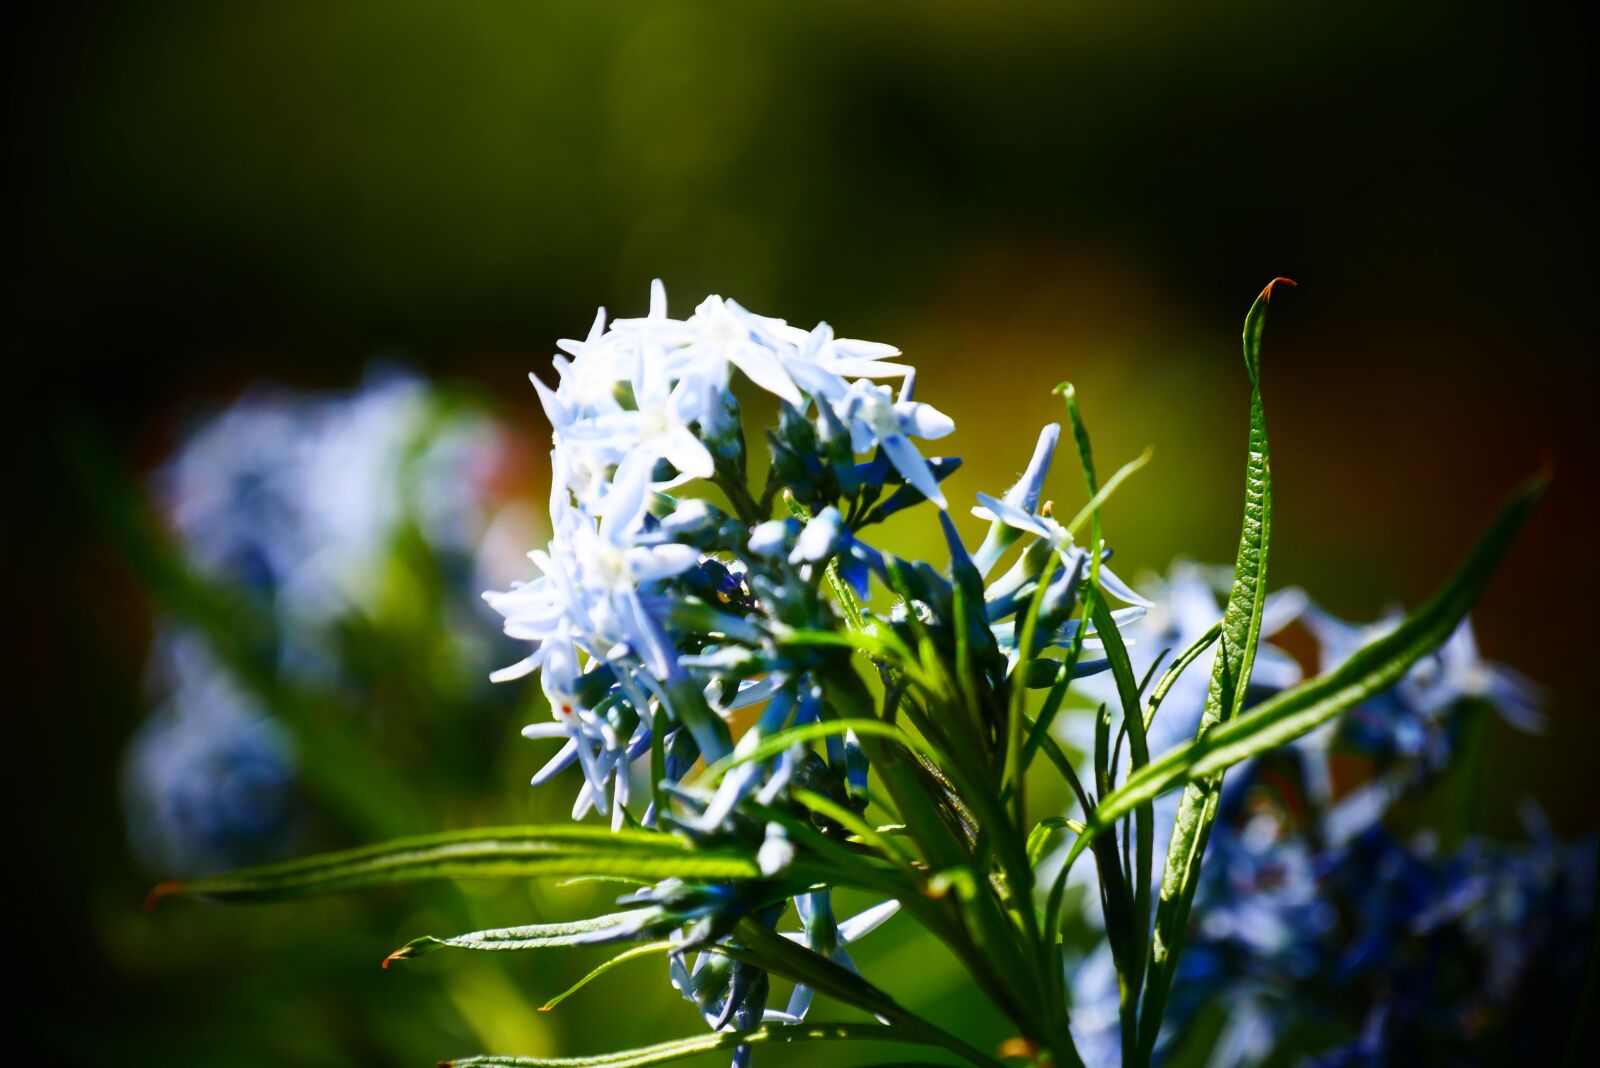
(8, 1), (1594, 1064)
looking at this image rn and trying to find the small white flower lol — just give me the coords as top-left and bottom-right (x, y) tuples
(836, 380), (956, 507)
(673, 295), (805, 406)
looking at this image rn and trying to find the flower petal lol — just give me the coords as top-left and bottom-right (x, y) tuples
(726, 344), (803, 406)
(881, 434), (946, 508)
(974, 492), (1052, 537)
(896, 400), (955, 440)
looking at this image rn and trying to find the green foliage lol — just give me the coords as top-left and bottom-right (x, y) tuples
(151, 827), (764, 904)
(151, 284), (1543, 1068)
(1064, 472), (1543, 850)
(443, 1023), (983, 1068)
(386, 913), (657, 964)
(1134, 279), (1285, 1062)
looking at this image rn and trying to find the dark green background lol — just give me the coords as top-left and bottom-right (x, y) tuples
(10, 2), (1593, 1064)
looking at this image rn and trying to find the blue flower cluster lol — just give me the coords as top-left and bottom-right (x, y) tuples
(486, 283), (1151, 1050)
(123, 373), (520, 875)
(1067, 566), (1590, 1066)
(123, 632), (298, 875)
(1183, 809), (1594, 1068)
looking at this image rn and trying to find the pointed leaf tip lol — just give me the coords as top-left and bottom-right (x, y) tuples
(144, 880), (182, 911)
(1261, 277), (1297, 300)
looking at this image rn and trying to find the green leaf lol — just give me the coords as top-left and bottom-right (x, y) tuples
(791, 788), (917, 865)
(727, 918), (902, 1022)
(784, 490), (867, 631)
(383, 911), (654, 966)
(1142, 622), (1221, 732)
(147, 826), (760, 905)
(1165, 481), (1541, 782)
(775, 625), (930, 690)
(539, 941), (674, 1012)
(1069, 476), (1543, 850)
(1062, 446), (1153, 539)
(444, 1021), (999, 1068)
(1134, 279), (1287, 1061)
(1025, 816), (1082, 867)
(1067, 467), (1541, 1067)
(1004, 548), (1061, 825)
(1089, 589), (1155, 1026)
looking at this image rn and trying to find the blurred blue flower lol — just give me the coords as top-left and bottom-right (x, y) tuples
(122, 632), (298, 876)
(1066, 565), (1582, 1068)
(124, 370), (521, 872)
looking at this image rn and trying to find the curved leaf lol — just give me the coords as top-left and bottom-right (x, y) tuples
(540, 941), (674, 1012)
(1067, 472), (1543, 858)
(1136, 278), (1287, 1059)
(1025, 816), (1081, 867)
(1062, 446), (1153, 539)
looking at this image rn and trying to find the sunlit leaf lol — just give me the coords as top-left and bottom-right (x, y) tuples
(147, 826), (760, 905)
(1136, 279), (1287, 1060)
(384, 911), (656, 966)
(539, 942), (674, 1012)
(1060, 471), (1542, 1042)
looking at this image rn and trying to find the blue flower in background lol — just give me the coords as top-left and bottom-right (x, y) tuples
(122, 632), (298, 876)
(1304, 607), (1545, 766)
(160, 372), (509, 626)
(124, 371), (522, 874)
(1066, 563), (1587, 1068)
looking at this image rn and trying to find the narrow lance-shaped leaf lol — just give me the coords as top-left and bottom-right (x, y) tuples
(1078, 478), (1544, 1061)
(695, 718), (947, 791)
(813, 662), (1057, 1054)
(540, 942), (675, 1012)
(1135, 279), (1287, 1061)
(444, 1021), (1006, 1068)
(1089, 587), (1155, 1044)
(726, 918), (904, 1024)
(384, 911), (656, 966)
(1142, 622), (1222, 732)
(146, 826), (760, 905)
(1066, 474), (1542, 850)
(1055, 380), (1151, 1041)
(1026, 816), (1083, 867)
